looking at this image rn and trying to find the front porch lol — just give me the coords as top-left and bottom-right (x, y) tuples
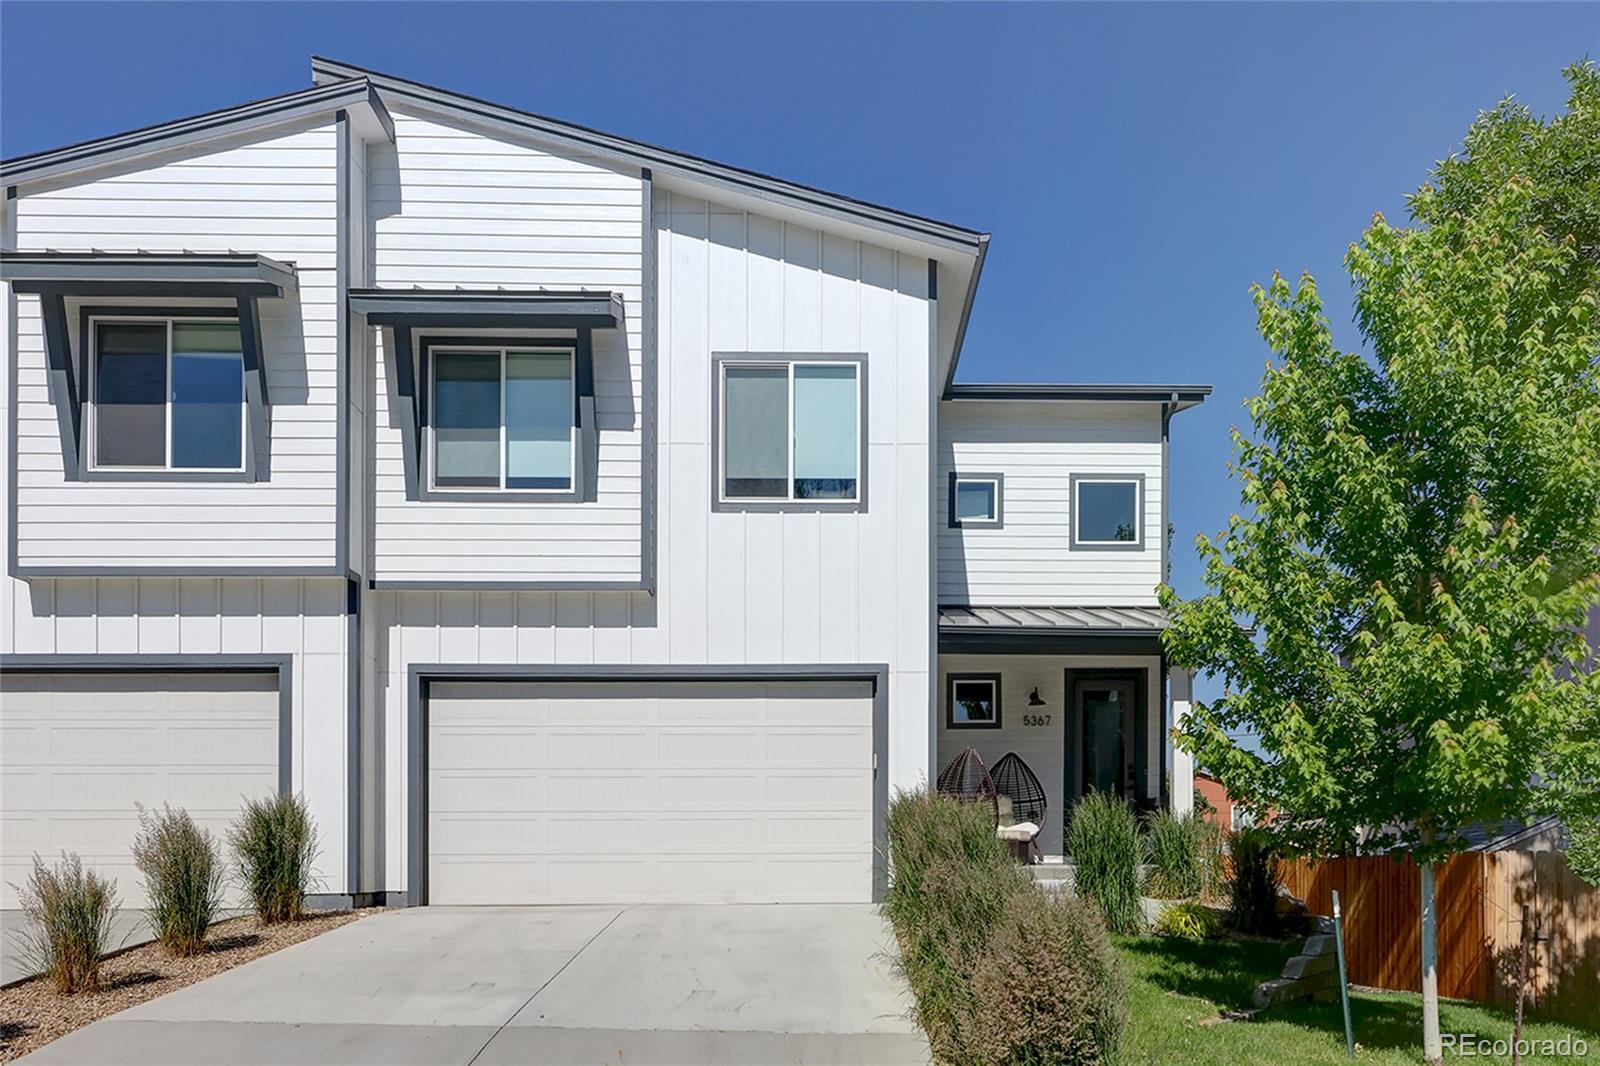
(936, 605), (1182, 858)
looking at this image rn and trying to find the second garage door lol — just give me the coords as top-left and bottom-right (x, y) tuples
(426, 679), (876, 905)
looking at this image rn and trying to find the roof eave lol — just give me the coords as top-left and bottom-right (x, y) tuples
(944, 382), (1212, 411)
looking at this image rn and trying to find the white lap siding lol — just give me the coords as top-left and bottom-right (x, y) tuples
(9, 123), (341, 571)
(937, 401), (1164, 607)
(367, 111), (645, 584)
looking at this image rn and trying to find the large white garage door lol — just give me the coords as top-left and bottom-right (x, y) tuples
(427, 679), (876, 905)
(0, 672), (280, 909)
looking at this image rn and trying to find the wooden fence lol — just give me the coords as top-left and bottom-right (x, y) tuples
(1280, 850), (1599, 1024)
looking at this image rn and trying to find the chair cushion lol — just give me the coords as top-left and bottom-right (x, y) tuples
(996, 821), (1040, 842)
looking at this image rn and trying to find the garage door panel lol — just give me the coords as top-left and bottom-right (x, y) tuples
(0, 672), (279, 910)
(427, 679), (875, 904)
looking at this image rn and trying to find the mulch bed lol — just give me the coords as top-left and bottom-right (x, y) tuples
(0, 910), (361, 1063)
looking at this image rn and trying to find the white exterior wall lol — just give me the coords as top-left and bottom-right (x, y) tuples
(367, 111), (645, 584)
(10, 123), (342, 571)
(936, 653), (1162, 855)
(372, 188), (934, 892)
(937, 400), (1164, 606)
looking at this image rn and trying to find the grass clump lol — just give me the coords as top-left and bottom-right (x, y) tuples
(1143, 808), (1207, 899)
(1068, 790), (1144, 933)
(1153, 899), (1222, 942)
(228, 792), (319, 924)
(1227, 826), (1283, 935)
(14, 853), (120, 994)
(132, 804), (224, 956)
(884, 788), (1125, 1065)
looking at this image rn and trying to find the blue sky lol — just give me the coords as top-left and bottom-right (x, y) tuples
(2, 2), (1594, 708)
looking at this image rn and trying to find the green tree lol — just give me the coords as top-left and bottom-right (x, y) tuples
(1160, 63), (1600, 1064)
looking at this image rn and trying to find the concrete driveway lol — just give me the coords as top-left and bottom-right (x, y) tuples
(17, 905), (929, 1065)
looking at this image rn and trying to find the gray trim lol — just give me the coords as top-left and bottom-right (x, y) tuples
(6, 197), (18, 578)
(947, 471), (1004, 529)
(350, 289), (622, 329)
(640, 168), (658, 595)
(1160, 403), (1172, 587)
(236, 295), (272, 480)
(335, 111), (350, 576)
(0, 653), (294, 795)
(40, 292), (81, 479)
(926, 258), (939, 780)
(384, 324), (422, 502)
(946, 671), (1003, 730)
(405, 663), (891, 906)
(372, 578), (650, 592)
(709, 353), (869, 514)
(939, 234), (989, 399)
(12, 564), (350, 578)
(1069, 473), (1147, 552)
(0, 79), (391, 187)
(939, 628), (1165, 656)
(309, 57), (984, 254)
(415, 335), (591, 504)
(304, 893), (355, 913)
(345, 578), (361, 898)
(946, 382), (1212, 409)
(1, 251), (297, 297)
(1064, 667), (1149, 806)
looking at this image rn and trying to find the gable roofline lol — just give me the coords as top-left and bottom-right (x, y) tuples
(308, 56), (986, 257)
(0, 78), (394, 189)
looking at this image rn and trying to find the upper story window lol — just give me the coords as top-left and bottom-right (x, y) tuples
(948, 473), (1002, 527)
(1071, 474), (1144, 549)
(715, 356), (865, 511)
(430, 346), (575, 493)
(90, 316), (245, 472)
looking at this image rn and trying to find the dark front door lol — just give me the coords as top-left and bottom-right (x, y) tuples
(1073, 676), (1136, 798)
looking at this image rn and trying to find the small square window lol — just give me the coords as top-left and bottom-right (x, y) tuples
(1071, 476), (1143, 548)
(947, 674), (1002, 729)
(949, 474), (1001, 527)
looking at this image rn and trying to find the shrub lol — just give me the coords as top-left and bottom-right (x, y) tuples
(132, 804), (224, 956)
(1154, 899), (1222, 942)
(14, 853), (119, 994)
(1197, 816), (1229, 901)
(1228, 826), (1283, 935)
(962, 889), (1126, 1065)
(1068, 791), (1144, 934)
(228, 793), (319, 924)
(885, 788), (1125, 1065)
(1143, 809), (1205, 899)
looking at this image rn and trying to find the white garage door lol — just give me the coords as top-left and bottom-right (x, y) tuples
(0, 672), (280, 909)
(427, 679), (876, 905)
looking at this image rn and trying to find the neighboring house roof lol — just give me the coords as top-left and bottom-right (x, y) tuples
(1463, 815), (1568, 852)
(944, 382), (1211, 411)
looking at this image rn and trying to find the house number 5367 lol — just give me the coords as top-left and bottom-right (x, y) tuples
(1023, 714), (1052, 727)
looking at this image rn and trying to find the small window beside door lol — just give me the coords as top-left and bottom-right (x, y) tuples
(714, 356), (866, 511)
(91, 316), (246, 474)
(947, 674), (1002, 729)
(1070, 474), (1144, 549)
(948, 472), (1002, 527)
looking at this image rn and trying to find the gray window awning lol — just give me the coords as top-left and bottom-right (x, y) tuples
(347, 288), (623, 329)
(0, 250), (293, 481)
(938, 605), (1168, 654)
(0, 250), (297, 297)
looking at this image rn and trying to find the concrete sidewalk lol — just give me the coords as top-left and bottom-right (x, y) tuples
(17, 904), (929, 1065)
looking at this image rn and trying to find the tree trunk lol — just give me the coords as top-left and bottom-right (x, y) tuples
(1421, 860), (1442, 1064)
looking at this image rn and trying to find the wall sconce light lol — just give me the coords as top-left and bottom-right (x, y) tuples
(1028, 687), (1046, 707)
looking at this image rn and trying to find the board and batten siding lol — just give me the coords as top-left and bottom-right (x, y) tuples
(367, 111), (645, 584)
(369, 189), (936, 893)
(937, 400), (1164, 606)
(9, 122), (342, 571)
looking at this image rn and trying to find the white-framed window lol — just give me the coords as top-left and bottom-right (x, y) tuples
(429, 346), (576, 493)
(89, 315), (246, 472)
(1070, 474), (1143, 549)
(717, 359), (862, 505)
(946, 673), (1002, 729)
(950, 474), (1001, 526)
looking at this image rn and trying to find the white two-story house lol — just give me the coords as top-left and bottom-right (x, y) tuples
(0, 58), (1207, 910)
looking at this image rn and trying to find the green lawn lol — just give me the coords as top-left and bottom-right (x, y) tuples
(1116, 934), (1600, 1065)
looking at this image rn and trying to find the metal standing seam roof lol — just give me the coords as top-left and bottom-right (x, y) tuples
(937, 605), (1168, 633)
